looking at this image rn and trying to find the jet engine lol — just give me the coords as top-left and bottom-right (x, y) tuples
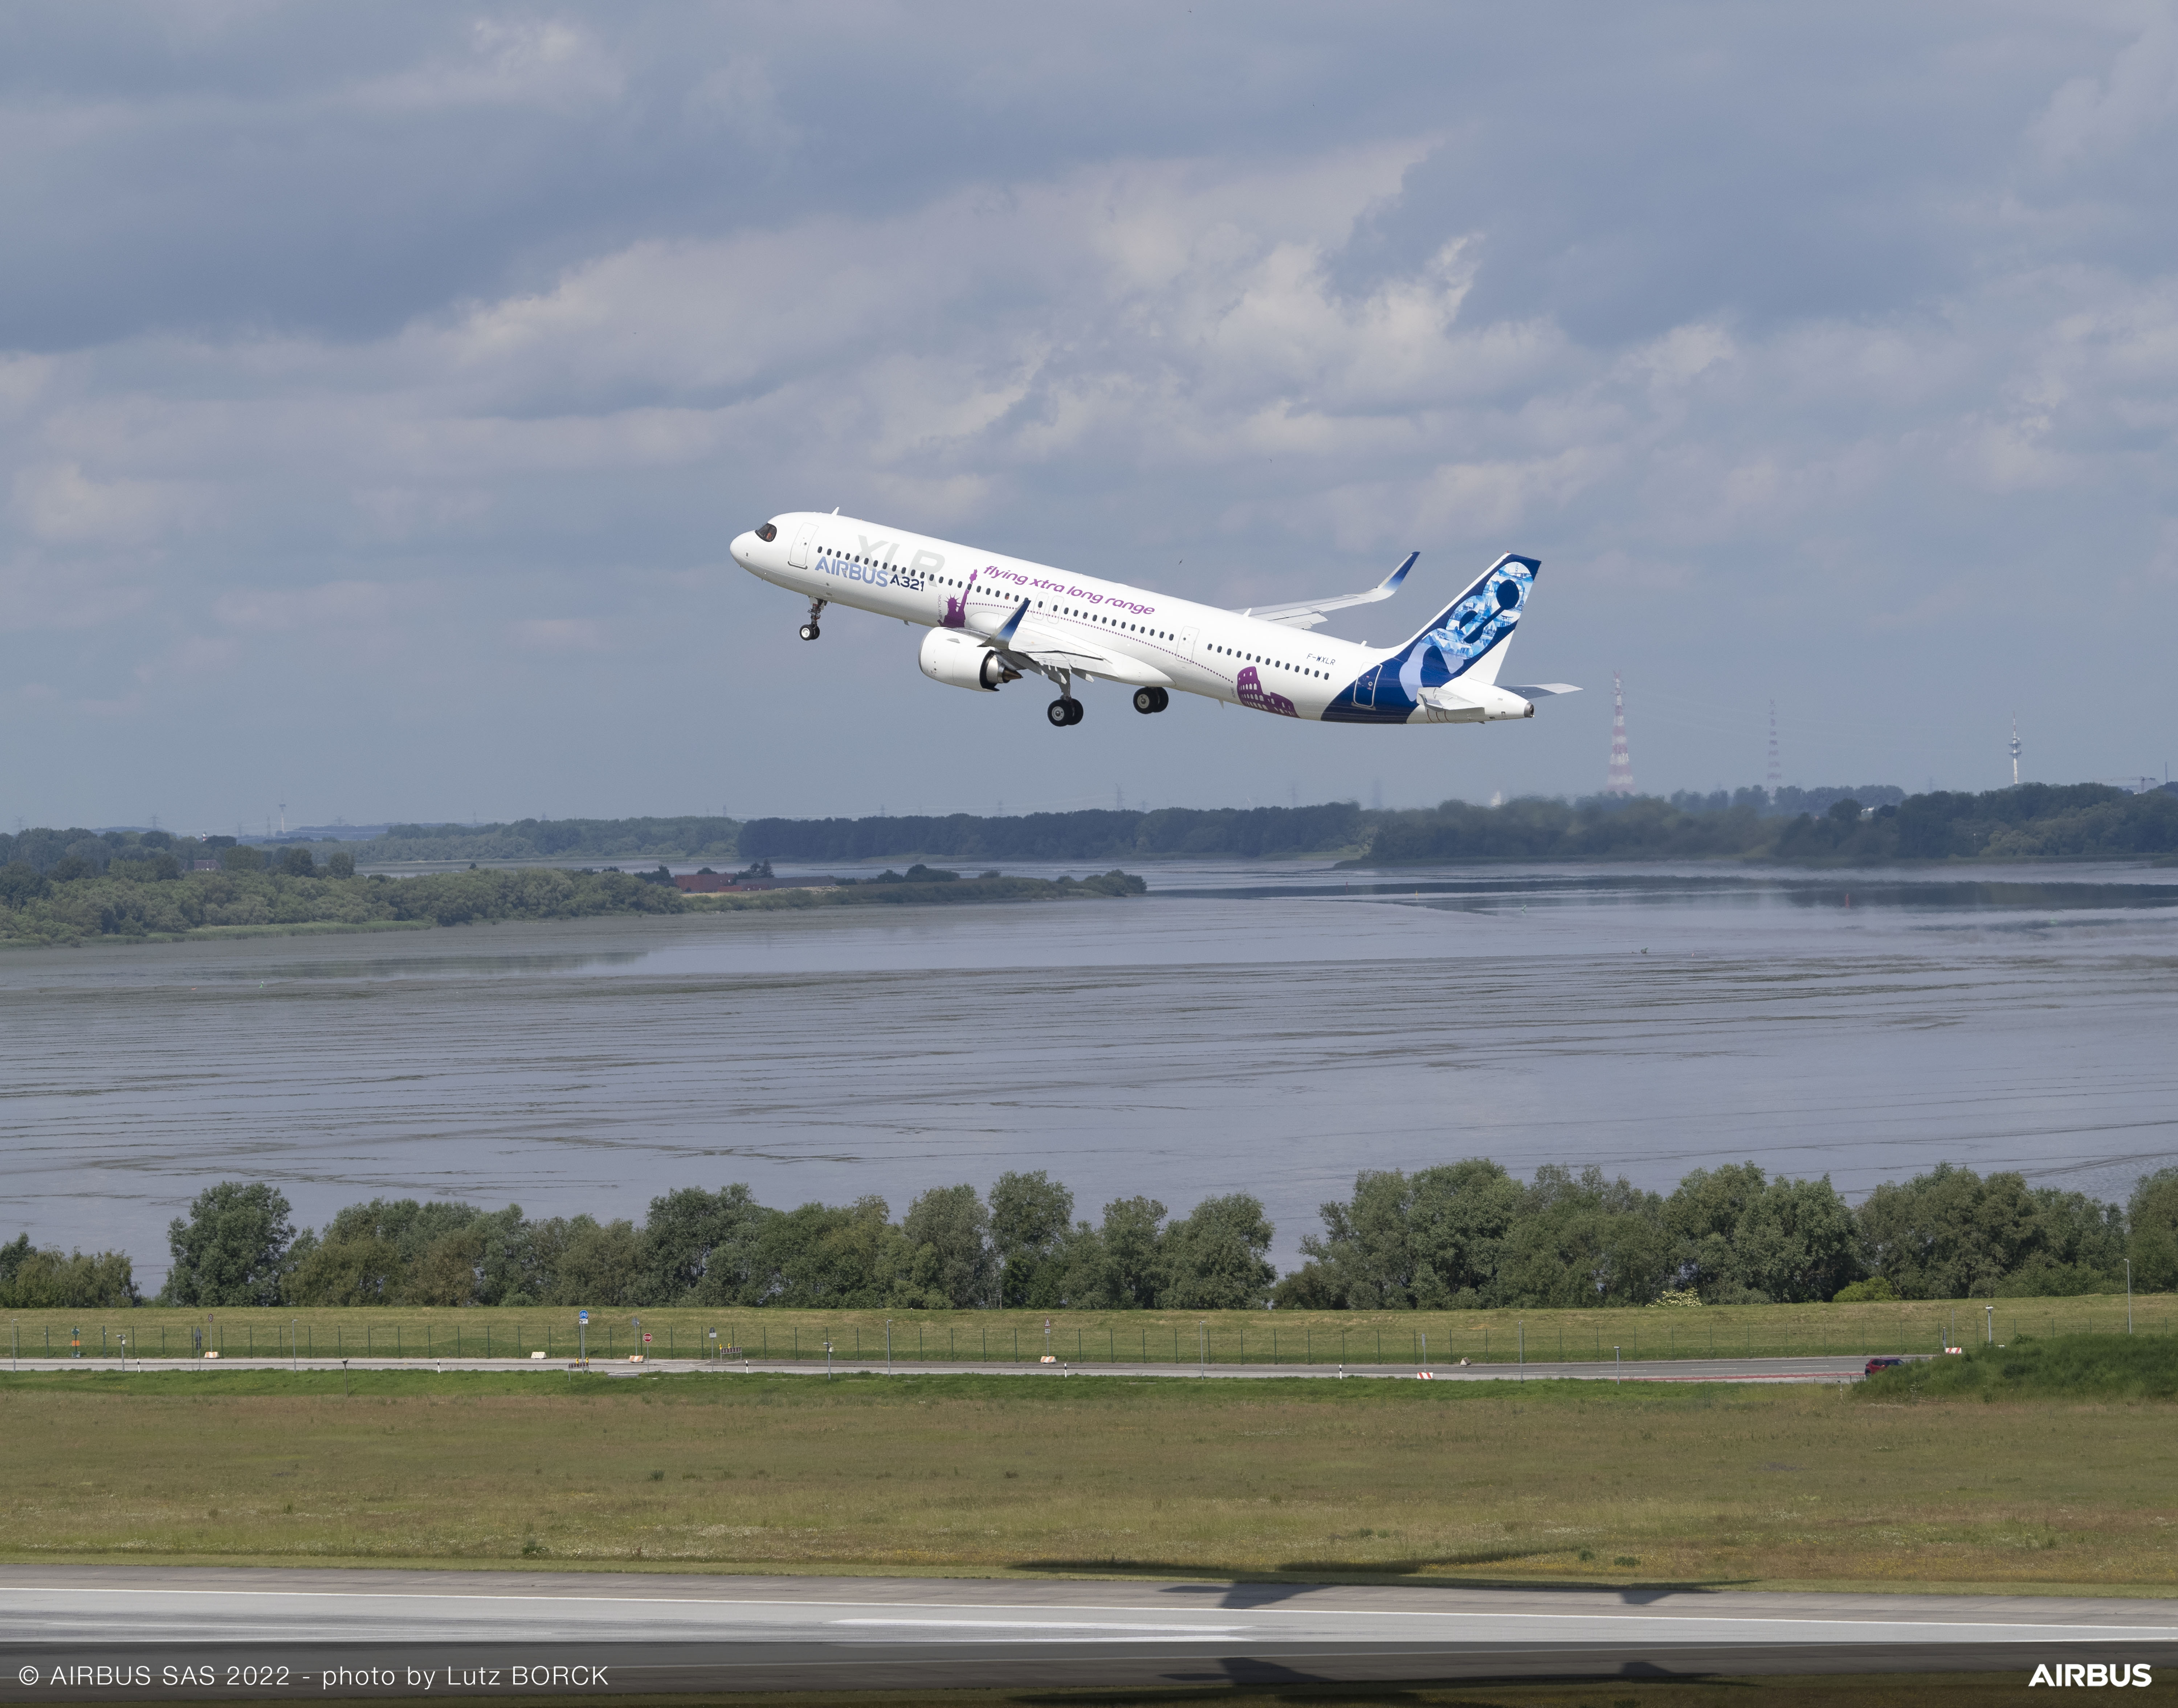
(919, 627), (1020, 692)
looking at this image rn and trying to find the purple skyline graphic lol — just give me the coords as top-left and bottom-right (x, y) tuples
(1236, 666), (1298, 718)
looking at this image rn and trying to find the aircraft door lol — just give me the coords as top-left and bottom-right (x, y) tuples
(788, 520), (818, 568)
(1178, 626), (1199, 665)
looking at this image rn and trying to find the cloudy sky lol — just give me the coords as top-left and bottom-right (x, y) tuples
(5, 1), (2174, 832)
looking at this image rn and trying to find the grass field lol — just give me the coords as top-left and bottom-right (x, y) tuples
(9, 1296), (2170, 1367)
(4, 1365), (2173, 1593)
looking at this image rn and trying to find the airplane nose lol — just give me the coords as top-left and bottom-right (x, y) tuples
(729, 531), (756, 567)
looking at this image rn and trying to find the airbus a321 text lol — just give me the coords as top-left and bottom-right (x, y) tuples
(730, 512), (1578, 730)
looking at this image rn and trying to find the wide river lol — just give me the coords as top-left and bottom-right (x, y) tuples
(7, 860), (2177, 1286)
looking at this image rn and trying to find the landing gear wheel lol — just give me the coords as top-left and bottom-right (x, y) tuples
(798, 623), (821, 641)
(1132, 686), (1169, 714)
(1047, 696), (1084, 728)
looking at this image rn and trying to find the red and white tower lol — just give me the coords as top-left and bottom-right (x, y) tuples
(1605, 671), (1635, 795)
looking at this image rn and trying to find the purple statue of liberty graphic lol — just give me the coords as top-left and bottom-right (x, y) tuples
(941, 572), (983, 630)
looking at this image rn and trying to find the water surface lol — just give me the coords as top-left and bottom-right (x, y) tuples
(6, 861), (2175, 1284)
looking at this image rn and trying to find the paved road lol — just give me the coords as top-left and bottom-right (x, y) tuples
(4, 1353), (1888, 1383)
(2, 1568), (2170, 1694)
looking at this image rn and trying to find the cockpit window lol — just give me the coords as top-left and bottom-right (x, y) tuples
(755, 522), (778, 542)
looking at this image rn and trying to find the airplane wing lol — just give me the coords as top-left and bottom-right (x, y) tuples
(1237, 552), (1419, 630)
(979, 606), (1175, 686)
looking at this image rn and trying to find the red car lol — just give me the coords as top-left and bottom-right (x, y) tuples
(1863, 1356), (1906, 1374)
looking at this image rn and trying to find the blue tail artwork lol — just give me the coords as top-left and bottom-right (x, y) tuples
(1322, 553), (1541, 723)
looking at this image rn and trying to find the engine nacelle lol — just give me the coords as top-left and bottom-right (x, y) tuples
(919, 627), (1020, 692)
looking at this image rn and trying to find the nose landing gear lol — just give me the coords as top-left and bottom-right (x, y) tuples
(799, 597), (827, 641)
(1046, 697), (1085, 727)
(1131, 686), (1170, 715)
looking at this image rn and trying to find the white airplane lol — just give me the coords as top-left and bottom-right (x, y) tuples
(729, 511), (1578, 729)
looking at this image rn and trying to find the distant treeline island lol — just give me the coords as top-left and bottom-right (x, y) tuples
(7, 1160), (2174, 1315)
(4, 781), (2172, 945)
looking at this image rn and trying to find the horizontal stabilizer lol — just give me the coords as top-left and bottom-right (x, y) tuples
(1503, 683), (1580, 697)
(1240, 551), (1419, 629)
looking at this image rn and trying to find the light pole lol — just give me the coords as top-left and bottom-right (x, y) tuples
(291, 1317), (298, 1372)
(1518, 1317), (1524, 1383)
(1615, 1345), (1621, 1385)
(1985, 1304), (1994, 1346)
(2125, 1260), (2133, 1335)
(886, 1319), (893, 1376)
(824, 1340), (833, 1381)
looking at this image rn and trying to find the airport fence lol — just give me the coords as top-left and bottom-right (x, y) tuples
(3, 1300), (2169, 1367)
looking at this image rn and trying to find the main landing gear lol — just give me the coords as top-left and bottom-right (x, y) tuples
(1132, 686), (1170, 715)
(1047, 696), (1085, 727)
(799, 597), (827, 641)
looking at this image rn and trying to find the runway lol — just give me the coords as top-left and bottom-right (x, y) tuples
(3, 1567), (2171, 1695)
(4, 1353), (1883, 1384)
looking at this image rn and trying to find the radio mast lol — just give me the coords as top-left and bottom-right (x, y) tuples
(2010, 718), (2021, 786)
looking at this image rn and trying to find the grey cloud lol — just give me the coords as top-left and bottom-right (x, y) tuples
(0, 3), (2173, 830)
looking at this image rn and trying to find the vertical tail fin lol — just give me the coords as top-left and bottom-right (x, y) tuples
(1322, 553), (1542, 723)
(1391, 553), (1539, 695)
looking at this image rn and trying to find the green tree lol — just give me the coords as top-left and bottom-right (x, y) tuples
(160, 1182), (295, 1305)
(1302, 1169), (1416, 1309)
(990, 1169), (1074, 1307)
(1157, 1193), (1276, 1309)
(1856, 1164), (2046, 1298)
(2130, 1169), (2178, 1294)
(531, 1215), (644, 1306)
(1092, 1196), (1166, 1309)
(1665, 1165), (1860, 1303)
(0, 1243), (139, 1308)
(286, 1234), (406, 1305)
(325, 850), (356, 879)
(278, 846), (317, 877)
(0, 862), (51, 905)
(1489, 1165), (1671, 1307)
(760, 1198), (899, 1307)
(643, 1184), (774, 1304)
(898, 1184), (994, 1308)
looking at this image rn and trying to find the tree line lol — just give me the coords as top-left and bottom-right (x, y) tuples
(8, 1160), (2172, 1312)
(362, 816), (743, 863)
(7, 784), (2171, 897)
(734, 784), (2178, 864)
(0, 853), (687, 946)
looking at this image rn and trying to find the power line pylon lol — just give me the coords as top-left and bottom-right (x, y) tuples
(1605, 672), (1635, 795)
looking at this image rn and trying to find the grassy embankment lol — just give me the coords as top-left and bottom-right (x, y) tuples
(4, 1344), (2175, 1591)
(15, 1296), (2166, 1365)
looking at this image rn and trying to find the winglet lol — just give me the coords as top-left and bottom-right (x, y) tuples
(1379, 551), (1419, 594)
(991, 597), (1032, 647)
